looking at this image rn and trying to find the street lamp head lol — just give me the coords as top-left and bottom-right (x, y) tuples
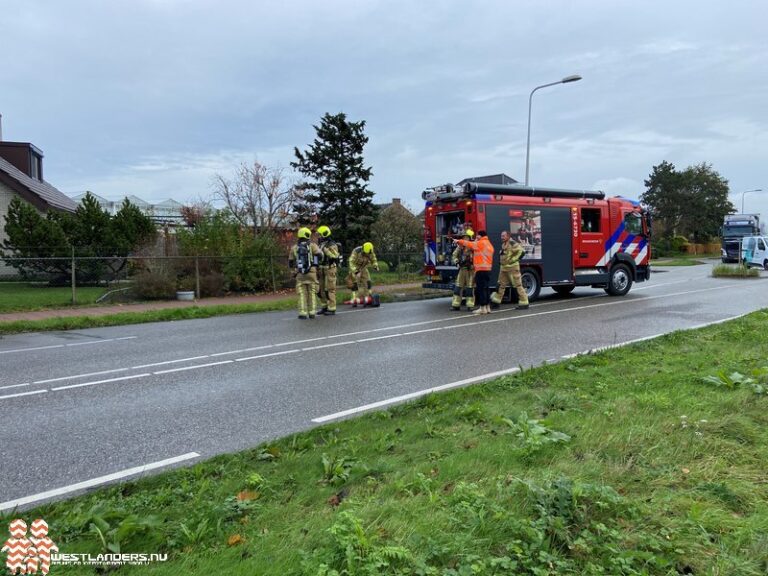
(561, 74), (582, 83)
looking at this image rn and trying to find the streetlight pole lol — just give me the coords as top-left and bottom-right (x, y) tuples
(525, 74), (582, 186)
(740, 188), (763, 213)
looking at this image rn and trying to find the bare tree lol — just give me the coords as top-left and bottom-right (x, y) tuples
(212, 161), (302, 233)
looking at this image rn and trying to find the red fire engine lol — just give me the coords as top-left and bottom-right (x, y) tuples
(422, 181), (651, 301)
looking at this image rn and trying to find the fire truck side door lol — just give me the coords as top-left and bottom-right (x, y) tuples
(578, 207), (604, 266)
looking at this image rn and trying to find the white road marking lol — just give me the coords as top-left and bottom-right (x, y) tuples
(234, 349), (300, 362)
(51, 373), (151, 391)
(301, 341), (356, 351)
(34, 367), (132, 384)
(153, 361), (233, 375)
(0, 382), (30, 391)
(0, 452), (200, 512)
(0, 389), (47, 401)
(312, 367), (523, 423)
(133, 355), (210, 369)
(356, 333), (404, 343)
(0, 336), (137, 355)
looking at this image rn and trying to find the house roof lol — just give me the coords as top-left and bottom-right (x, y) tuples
(0, 156), (77, 212)
(457, 173), (518, 186)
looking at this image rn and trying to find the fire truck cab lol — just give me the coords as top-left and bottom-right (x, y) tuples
(422, 181), (651, 301)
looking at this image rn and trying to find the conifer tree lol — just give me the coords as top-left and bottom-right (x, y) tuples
(292, 112), (375, 253)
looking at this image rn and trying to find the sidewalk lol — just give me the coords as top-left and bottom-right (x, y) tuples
(0, 282), (425, 323)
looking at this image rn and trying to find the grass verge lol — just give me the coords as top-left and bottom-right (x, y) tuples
(0, 300), (296, 336)
(712, 264), (760, 278)
(8, 311), (768, 575)
(651, 258), (707, 266)
(0, 283), (109, 313)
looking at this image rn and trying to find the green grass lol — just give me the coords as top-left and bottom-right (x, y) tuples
(10, 311), (768, 575)
(712, 264), (760, 278)
(0, 299), (296, 335)
(0, 283), (109, 312)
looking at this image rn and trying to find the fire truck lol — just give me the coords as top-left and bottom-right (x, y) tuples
(422, 181), (652, 302)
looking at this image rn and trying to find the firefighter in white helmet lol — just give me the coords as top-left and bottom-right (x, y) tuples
(451, 228), (476, 310)
(316, 225), (340, 315)
(348, 242), (379, 307)
(288, 227), (323, 319)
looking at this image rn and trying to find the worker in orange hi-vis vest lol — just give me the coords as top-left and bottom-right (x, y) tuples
(455, 230), (494, 315)
(30, 519), (58, 575)
(2, 519), (34, 575)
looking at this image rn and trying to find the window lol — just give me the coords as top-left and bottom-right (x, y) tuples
(29, 152), (43, 180)
(759, 238), (766, 251)
(623, 211), (643, 235)
(581, 208), (600, 232)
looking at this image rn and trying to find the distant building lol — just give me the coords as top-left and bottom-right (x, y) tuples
(69, 192), (187, 225)
(374, 197), (416, 215)
(0, 116), (77, 274)
(457, 173), (518, 186)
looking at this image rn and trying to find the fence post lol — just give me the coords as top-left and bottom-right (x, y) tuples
(71, 247), (77, 305)
(195, 255), (200, 300)
(270, 253), (276, 292)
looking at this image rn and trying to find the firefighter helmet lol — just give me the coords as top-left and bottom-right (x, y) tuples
(464, 229), (475, 238)
(363, 242), (374, 254)
(317, 225), (332, 238)
(297, 227), (311, 240)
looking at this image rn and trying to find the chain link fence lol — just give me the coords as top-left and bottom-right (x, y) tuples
(0, 250), (425, 306)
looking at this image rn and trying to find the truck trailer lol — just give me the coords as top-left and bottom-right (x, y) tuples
(721, 213), (762, 263)
(422, 182), (652, 302)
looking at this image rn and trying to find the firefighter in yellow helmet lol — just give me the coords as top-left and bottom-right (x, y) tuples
(348, 241), (379, 307)
(288, 227), (323, 319)
(451, 228), (475, 310)
(490, 230), (529, 310)
(316, 225), (341, 315)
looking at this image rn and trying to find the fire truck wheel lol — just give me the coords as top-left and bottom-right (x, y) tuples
(520, 269), (541, 301)
(605, 263), (633, 296)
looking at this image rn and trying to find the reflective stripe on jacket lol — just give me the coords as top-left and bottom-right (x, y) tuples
(457, 236), (494, 271)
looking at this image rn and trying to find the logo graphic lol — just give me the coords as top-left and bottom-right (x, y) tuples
(2, 518), (58, 575)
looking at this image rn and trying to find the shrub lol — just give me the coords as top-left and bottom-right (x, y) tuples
(199, 272), (226, 297)
(131, 270), (176, 299)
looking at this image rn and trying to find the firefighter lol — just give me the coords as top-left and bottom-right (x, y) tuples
(288, 227), (323, 319)
(316, 225), (340, 315)
(451, 229), (475, 311)
(348, 242), (379, 307)
(490, 230), (529, 310)
(455, 230), (494, 315)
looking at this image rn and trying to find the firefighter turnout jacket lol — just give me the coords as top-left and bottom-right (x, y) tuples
(499, 239), (525, 269)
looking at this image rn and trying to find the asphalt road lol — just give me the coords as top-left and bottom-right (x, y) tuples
(2, 262), (767, 509)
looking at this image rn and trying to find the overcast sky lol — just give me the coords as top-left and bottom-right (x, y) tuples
(1, 0), (766, 217)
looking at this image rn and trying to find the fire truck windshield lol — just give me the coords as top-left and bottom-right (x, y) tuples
(624, 211), (644, 235)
